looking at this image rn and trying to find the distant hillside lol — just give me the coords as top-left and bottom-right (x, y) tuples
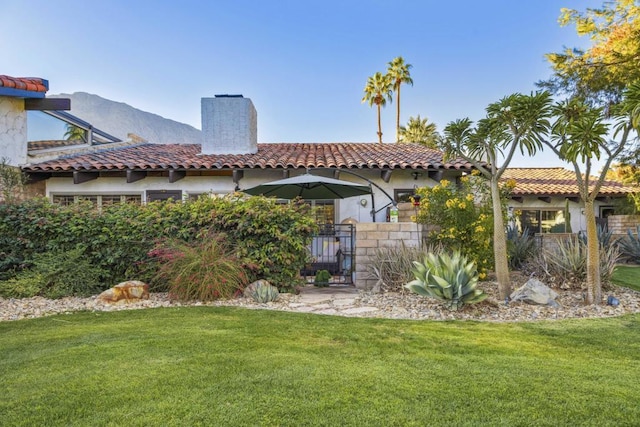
(49, 92), (202, 144)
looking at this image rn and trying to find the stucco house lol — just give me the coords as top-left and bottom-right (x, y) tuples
(502, 167), (637, 235)
(18, 95), (476, 224)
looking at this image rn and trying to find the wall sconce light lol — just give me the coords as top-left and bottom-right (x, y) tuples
(412, 172), (423, 180)
(581, 209), (585, 215)
(360, 198), (368, 207)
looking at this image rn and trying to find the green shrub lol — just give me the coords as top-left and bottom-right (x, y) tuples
(617, 226), (640, 264)
(414, 175), (502, 278)
(507, 226), (538, 269)
(152, 235), (248, 302)
(405, 251), (487, 311)
(368, 242), (443, 292)
(0, 195), (317, 292)
(314, 270), (332, 287)
(529, 236), (622, 287)
(0, 247), (107, 298)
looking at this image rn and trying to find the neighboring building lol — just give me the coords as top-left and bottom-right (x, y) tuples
(21, 95), (476, 224)
(502, 168), (637, 234)
(0, 75), (49, 165)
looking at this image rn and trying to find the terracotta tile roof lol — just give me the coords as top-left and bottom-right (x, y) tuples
(502, 168), (637, 196)
(22, 143), (475, 172)
(0, 75), (48, 94)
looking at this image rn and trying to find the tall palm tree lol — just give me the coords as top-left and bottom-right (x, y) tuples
(399, 115), (439, 148)
(387, 56), (413, 142)
(362, 72), (393, 143)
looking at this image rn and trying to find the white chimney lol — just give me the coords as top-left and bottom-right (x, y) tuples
(201, 95), (257, 155)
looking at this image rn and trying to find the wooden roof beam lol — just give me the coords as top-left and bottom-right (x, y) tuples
(73, 171), (97, 185)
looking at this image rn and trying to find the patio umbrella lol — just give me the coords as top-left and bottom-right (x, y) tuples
(242, 174), (372, 200)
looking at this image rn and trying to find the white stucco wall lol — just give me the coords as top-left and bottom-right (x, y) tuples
(43, 168), (454, 223)
(0, 97), (27, 165)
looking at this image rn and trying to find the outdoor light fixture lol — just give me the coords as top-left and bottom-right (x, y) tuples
(412, 172), (423, 180)
(360, 198), (368, 207)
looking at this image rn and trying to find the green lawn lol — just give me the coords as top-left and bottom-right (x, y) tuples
(1, 308), (639, 426)
(611, 265), (640, 291)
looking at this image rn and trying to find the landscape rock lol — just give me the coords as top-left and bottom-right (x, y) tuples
(98, 281), (150, 303)
(510, 278), (559, 306)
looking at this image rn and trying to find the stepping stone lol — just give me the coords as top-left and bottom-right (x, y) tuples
(299, 294), (332, 304)
(333, 298), (357, 307)
(311, 303), (332, 310)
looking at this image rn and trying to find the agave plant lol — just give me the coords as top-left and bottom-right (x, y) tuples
(617, 226), (640, 264)
(247, 281), (280, 303)
(404, 251), (487, 311)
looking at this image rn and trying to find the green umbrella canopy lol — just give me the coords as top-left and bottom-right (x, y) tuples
(242, 174), (372, 200)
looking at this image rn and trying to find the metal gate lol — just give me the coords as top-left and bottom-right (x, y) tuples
(301, 224), (355, 285)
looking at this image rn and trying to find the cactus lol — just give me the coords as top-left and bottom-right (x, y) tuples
(404, 251), (487, 311)
(247, 281), (280, 303)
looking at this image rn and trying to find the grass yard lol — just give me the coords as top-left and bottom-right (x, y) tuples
(611, 265), (640, 291)
(1, 308), (639, 426)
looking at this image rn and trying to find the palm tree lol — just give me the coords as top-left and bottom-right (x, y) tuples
(64, 124), (86, 142)
(362, 72), (393, 144)
(387, 57), (413, 142)
(399, 115), (439, 148)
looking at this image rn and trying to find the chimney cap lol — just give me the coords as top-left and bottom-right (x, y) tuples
(214, 94), (243, 98)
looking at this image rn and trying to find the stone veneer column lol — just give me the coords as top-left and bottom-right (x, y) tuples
(0, 97), (27, 165)
(354, 222), (425, 290)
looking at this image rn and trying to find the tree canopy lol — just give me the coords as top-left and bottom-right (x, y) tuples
(398, 115), (439, 148)
(540, 0), (640, 105)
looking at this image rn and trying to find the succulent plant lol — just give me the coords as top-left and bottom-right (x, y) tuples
(404, 251), (487, 311)
(314, 270), (332, 287)
(248, 281), (280, 303)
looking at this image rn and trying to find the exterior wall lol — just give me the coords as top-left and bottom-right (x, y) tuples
(354, 222), (425, 290)
(508, 196), (609, 234)
(43, 168), (456, 223)
(0, 97), (27, 165)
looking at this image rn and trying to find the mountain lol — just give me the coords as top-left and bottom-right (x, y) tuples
(49, 92), (202, 144)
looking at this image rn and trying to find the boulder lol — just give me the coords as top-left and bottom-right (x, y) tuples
(510, 278), (560, 307)
(98, 280), (150, 303)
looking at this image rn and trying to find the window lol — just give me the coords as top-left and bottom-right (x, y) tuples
(52, 194), (142, 208)
(146, 190), (182, 202)
(394, 189), (417, 203)
(516, 209), (567, 234)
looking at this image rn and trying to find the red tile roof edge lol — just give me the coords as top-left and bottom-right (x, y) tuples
(21, 142), (478, 172)
(0, 75), (48, 94)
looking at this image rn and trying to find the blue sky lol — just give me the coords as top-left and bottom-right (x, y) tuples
(2, 0), (603, 167)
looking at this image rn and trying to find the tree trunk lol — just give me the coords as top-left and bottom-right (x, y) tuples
(490, 178), (511, 299)
(377, 103), (383, 144)
(396, 86), (401, 143)
(584, 198), (602, 305)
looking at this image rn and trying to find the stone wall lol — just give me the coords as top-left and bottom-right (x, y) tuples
(608, 215), (640, 235)
(0, 97), (27, 165)
(535, 233), (575, 251)
(354, 222), (425, 290)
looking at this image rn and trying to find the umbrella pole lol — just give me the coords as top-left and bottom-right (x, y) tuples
(369, 184), (376, 222)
